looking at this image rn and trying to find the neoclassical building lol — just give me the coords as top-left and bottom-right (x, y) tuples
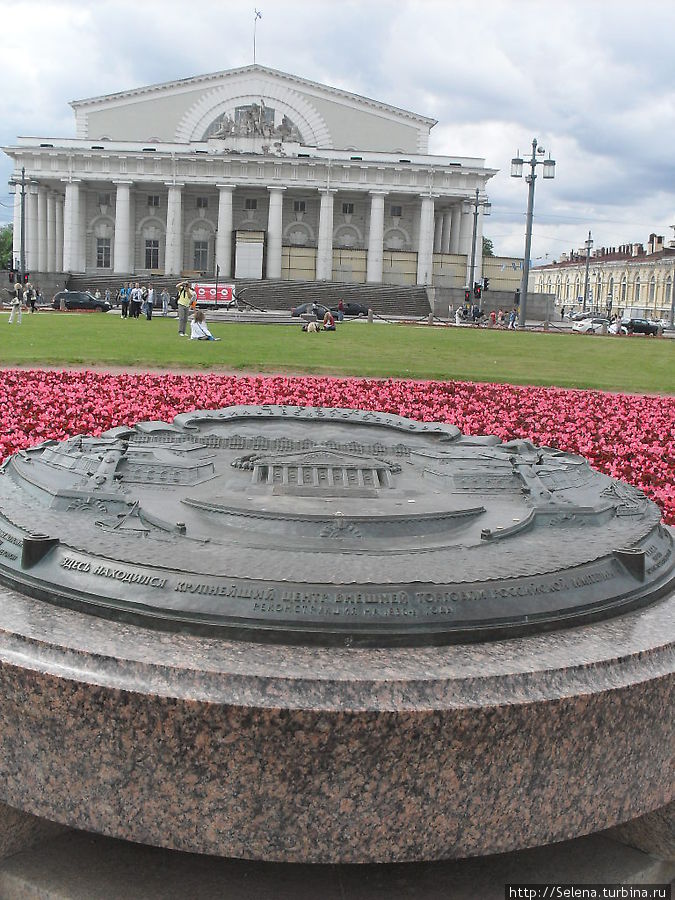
(533, 233), (675, 321)
(5, 65), (499, 290)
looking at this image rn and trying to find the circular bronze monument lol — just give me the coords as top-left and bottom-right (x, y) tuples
(0, 405), (672, 645)
(0, 406), (672, 864)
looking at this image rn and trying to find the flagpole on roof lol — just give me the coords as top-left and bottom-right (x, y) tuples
(253, 9), (262, 65)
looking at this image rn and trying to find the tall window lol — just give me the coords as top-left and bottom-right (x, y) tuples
(608, 276), (614, 303)
(666, 276), (672, 309)
(634, 277), (641, 303)
(193, 241), (208, 270)
(145, 239), (159, 269)
(342, 202), (354, 215)
(96, 238), (111, 268)
(621, 276), (627, 303)
(649, 275), (656, 303)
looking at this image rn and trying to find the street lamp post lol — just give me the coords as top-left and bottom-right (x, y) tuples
(511, 139), (555, 327)
(582, 231), (593, 312)
(465, 187), (491, 297)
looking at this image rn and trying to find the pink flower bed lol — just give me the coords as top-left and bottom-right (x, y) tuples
(1, 369), (674, 525)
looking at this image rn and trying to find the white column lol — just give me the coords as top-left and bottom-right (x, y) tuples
(12, 186), (21, 268)
(215, 184), (235, 278)
(266, 186), (286, 280)
(449, 204), (462, 255)
(62, 180), (80, 273)
(441, 209), (453, 254)
(47, 192), (57, 273)
(55, 196), (64, 273)
(458, 203), (474, 284)
(316, 189), (336, 281)
(78, 187), (87, 272)
(433, 214), (443, 253)
(416, 196), (435, 285)
(165, 183), (184, 276)
(473, 206), (485, 286)
(37, 187), (48, 272)
(366, 191), (387, 283)
(113, 181), (133, 274)
(25, 184), (38, 272)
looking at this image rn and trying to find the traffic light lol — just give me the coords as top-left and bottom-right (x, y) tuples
(464, 289), (471, 303)
(483, 277), (490, 291)
(23, 272), (29, 283)
(473, 283), (482, 300)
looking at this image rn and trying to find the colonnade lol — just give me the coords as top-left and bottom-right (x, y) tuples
(13, 179), (481, 285)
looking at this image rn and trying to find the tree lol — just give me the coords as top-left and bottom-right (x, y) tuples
(0, 225), (12, 270)
(482, 236), (494, 257)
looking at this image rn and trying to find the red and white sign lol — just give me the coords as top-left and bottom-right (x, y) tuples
(192, 283), (235, 303)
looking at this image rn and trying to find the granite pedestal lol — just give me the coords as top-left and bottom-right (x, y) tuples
(0, 406), (671, 865)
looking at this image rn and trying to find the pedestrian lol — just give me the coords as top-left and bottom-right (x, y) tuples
(508, 308), (517, 330)
(35, 287), (42, 309)
(337, 298), (345, 322)
(561, 305), (566, 320)
(161, 287), (170, 317)
(104, 288), (111, 305)
(118, 283), (129, 318)
(9, 284), (23, 325)
(130, 282), (142, 318)
(176, 281), (195, 336)
(145, 285), (154, 320)
(25, 282), (35, 313)
(94, 288), (102, 301)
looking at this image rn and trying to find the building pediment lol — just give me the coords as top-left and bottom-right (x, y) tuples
(70, 65), (435, 154)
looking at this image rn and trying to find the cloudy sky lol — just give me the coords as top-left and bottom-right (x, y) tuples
(3, 0), (675, 261)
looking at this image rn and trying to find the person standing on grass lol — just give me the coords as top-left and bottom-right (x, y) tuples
(161, 288), (170, 317)
(176, 281), (195, 336)
(145, 285), (154, 320)
(119, 283), (129, 318)
(130, 282), (142, 319)
(9, 284), (23, 325)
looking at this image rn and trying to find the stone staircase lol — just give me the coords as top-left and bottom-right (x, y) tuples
(66, 274), (431, 318)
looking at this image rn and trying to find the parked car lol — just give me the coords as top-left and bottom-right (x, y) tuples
(622, 318), (660, 336)
(572, 317), (609, 334)
(52, 291), (112, 313)
(291, 301), (370, 318)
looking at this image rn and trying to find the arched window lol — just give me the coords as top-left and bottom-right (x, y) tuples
(596, 274), (602, 308)
(574, 276), (581, 302)
(649, 275), (656, 303)
(635, 277), (641, 303)
(621, 275), (627, 303)
(565, 276), (570, 300)
(608, 276), (614, 302)
(666, 276), (672, 310)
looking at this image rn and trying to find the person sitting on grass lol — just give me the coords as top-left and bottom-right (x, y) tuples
(322, 310), (336, 331)
(190, 309), (220, 341)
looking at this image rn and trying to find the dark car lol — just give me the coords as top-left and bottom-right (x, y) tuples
(52, 290), (112, 313)
(291, 301), (369, 318)
(622, 318), (660, 336)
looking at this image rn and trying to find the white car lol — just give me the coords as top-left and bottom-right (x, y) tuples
(572, 317), (609, 334)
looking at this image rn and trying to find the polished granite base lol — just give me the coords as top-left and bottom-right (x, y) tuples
(0, 581), (672, 864)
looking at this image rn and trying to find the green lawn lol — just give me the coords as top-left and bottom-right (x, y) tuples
(1, 311), (673, 393)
